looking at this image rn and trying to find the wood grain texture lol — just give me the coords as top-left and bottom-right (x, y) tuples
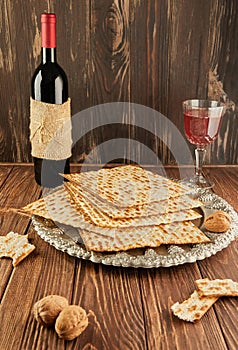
(129, 1), (170, 165)
(139, 266), (228, 350)
(72, 0), (131, 164)
(0, 165), (237, 349)
(0, 1), (238, 164)
(197, 167), (238, 350)
(0, 165), (41, 302)
(68, 263), (146, 350)
(205, 167), (238, 211)
(0, 164), (13, 187)
(207, 0), (238, 165)
(196, 240), (238, 350)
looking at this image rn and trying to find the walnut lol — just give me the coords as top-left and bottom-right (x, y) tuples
(55, 305), (88, 341)
(33, 295), (69, 326)
(204, 210), (231, 233)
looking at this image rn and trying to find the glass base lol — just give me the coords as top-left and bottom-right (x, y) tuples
(187, 175), (214, 189)
(179, 175), (214, 196)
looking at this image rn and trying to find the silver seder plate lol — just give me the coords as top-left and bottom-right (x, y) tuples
(32, 191), (238, 268)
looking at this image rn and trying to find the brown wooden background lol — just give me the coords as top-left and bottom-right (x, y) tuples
(0, 0), (237, 165)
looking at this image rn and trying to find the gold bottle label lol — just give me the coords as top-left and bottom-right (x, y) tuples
(30, 98), (72, 160)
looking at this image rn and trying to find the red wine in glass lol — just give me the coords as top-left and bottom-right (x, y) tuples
(184, 109), (222, 146)
(182, 100), (225, 189)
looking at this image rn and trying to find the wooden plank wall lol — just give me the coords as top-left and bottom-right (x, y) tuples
(0, 0), (237, 165)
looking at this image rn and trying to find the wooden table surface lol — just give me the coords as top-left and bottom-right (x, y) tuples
(0, 163), (237, 350)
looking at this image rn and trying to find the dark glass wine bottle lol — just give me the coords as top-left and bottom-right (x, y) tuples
(31, 13), (71, 187)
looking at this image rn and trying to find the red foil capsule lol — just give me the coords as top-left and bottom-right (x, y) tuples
(41, 13), (56, 48)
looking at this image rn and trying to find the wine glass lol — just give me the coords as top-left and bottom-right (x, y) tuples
(182, 99), (226, 189)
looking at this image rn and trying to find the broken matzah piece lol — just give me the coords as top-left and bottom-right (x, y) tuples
(0, 232), (35, 266)
(195, 278), (238, 297)
(171, 290), (218, 322)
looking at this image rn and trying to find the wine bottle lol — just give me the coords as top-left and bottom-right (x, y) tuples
(30, 13), (71, 187)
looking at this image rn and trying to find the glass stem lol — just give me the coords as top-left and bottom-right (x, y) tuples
(195, 147), (206, 178)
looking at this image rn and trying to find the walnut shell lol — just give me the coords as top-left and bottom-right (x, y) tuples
(33, 295), (69, 327)
(204, 210), (231, 233)
(55, 305), (88, 341)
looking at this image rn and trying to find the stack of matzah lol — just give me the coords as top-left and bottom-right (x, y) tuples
(20, 165), (210, 252)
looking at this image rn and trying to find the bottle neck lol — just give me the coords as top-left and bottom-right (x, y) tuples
(42, 47), (57, 63)
(41, 13), (57, 63)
